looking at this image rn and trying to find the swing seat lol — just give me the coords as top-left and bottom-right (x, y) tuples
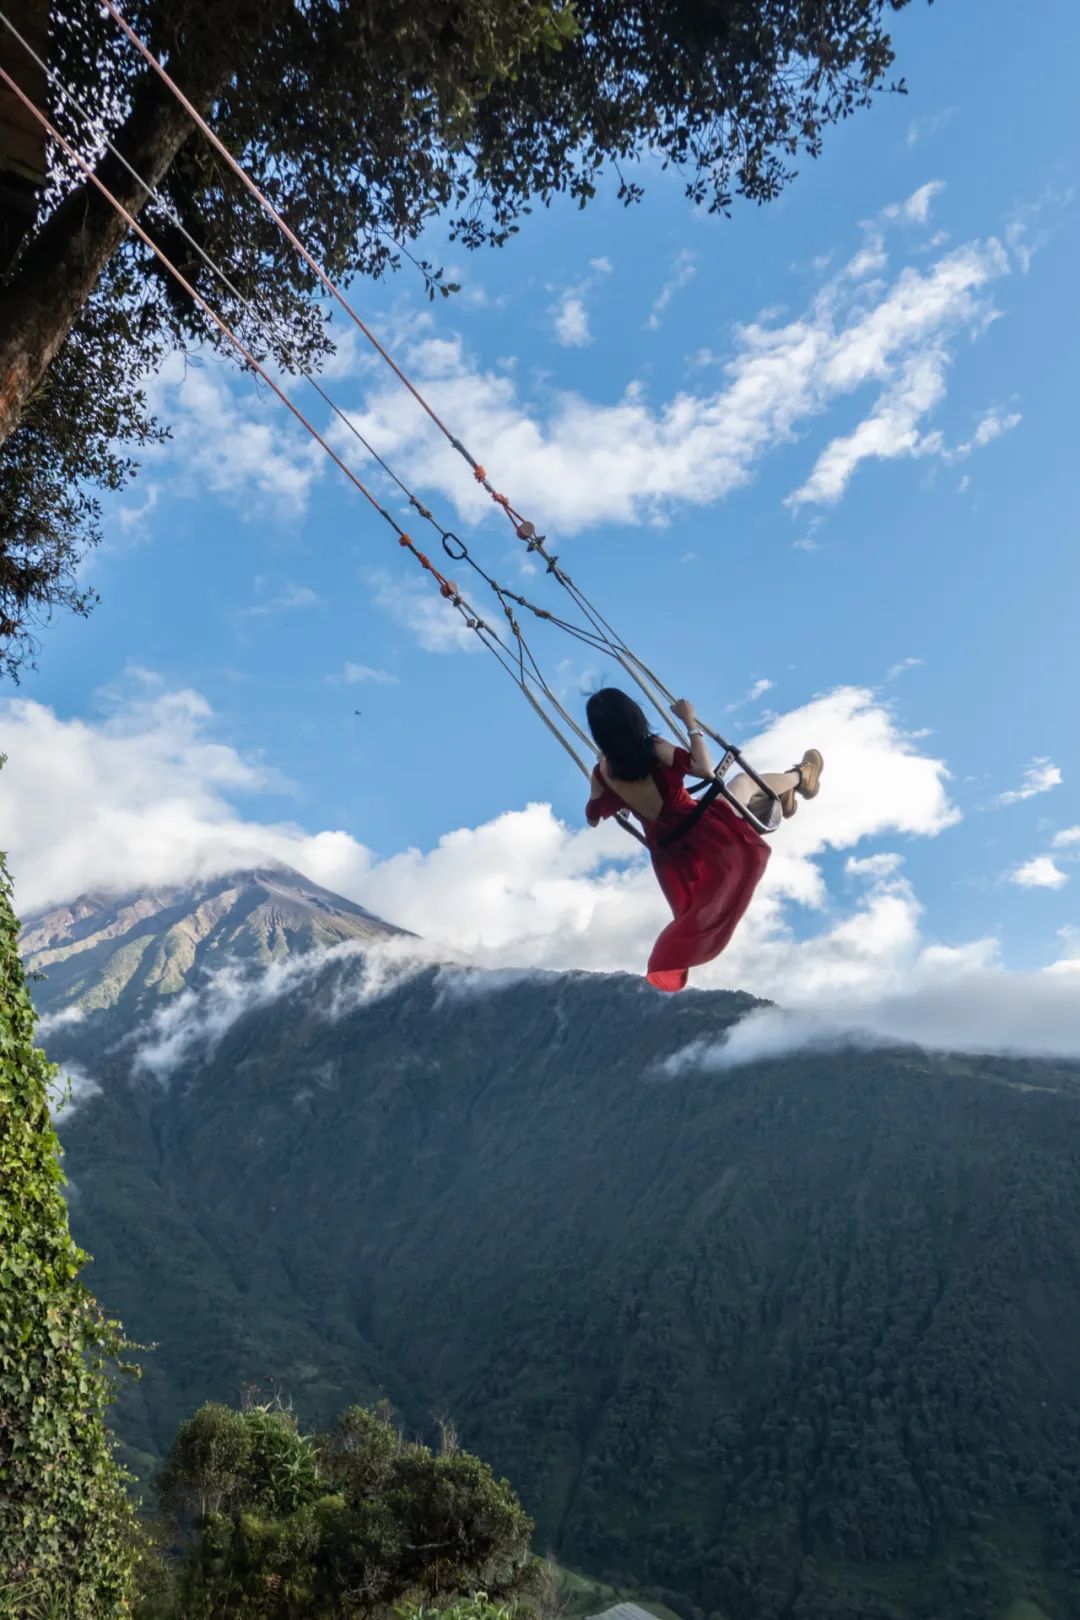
(685, 739), (783, 837)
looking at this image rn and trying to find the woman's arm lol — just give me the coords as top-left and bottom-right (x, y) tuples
(671, 698), (713, 777)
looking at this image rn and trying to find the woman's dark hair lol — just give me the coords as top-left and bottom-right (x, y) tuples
(586, 687), (657, 781)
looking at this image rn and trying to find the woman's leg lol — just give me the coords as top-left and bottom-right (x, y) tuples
(727, 770), (799, 808)
(729, 750), (822, 822)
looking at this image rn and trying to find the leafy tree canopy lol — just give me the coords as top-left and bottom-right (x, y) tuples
(0, 0), (924, 677)
(141, 1399), (534, 1617)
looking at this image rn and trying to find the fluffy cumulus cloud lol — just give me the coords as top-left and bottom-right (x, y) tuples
(1005, 822), (1080, 895)
(328, 184), (1018, 535)
(124, 183), (1025, 543)
(3, 678), (1077, 1058)
(1010, 856), (1069, 891)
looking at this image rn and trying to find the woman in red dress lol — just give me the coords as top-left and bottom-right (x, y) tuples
(585, 687), (823, 992)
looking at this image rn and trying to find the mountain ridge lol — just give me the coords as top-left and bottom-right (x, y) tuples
(29, 870), (1080, 1620)
(21, 862), (407, 1015)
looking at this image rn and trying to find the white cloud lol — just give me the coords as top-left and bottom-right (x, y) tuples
(1047, 928), (1080, 977)
(997, 758), (1062, 805)
(1005, 185), (1074, 275)
(726, 676), (774, 712)
(37, 1005), (87, 1038)
(1010, 856), (1068, 891)
(48, 1062), (102, 1121)
(662, 1006), (880, 1075)
(667, 956), (1080, 1066)
(885, 656), (923, 682)
(553, 293), (592, 348)
(883, 180), (946, 226)
(846, 852), (904, 879)
(906, 109), (956, 148)
(788, 347), (948, 506)
(944, 405), (1022, 463)
(240, 579), (322, 618)
(9, 678), (1080, 1056)
(844, 233), (887, 281)
(971, 406), (1022, 448)
(336, 663), (398, 686)
(646, 249), (698, 329)
(550, 258), (613, 347)
(433, 965), (536, 1007)
(336, 222), (1011, 534)
(143, 352), (325, 516)
(110, 483), (160, 541)
(1, 682), (956, 989)
(370, 570), (481, 655)
(0, 687), (273, 914)
(133, 936), (439, 1080)
(1053, 826), (1080, 849)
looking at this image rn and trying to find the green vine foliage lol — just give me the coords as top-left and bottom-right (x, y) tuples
(0, 839), (137, 1618)
(397, 1598), (514, 1620)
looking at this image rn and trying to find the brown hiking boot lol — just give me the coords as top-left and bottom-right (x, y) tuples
(793, 749), (824, 800)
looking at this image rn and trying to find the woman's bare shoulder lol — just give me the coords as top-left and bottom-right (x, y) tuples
(652, 736), (677, 765)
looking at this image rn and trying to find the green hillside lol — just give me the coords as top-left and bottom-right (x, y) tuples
(31, 871), (1080, 1620)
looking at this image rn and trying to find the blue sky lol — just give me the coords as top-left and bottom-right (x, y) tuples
(3, 0), (1079, 1047)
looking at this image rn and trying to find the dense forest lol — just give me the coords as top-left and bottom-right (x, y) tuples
(133, 1398), (536, 1618)
(26, 869), (1080, 1620)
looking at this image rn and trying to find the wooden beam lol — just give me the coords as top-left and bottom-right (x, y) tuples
(0, 0), (48, 185)
(0, 0), (49, 270)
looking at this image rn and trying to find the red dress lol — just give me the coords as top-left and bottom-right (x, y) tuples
(586, 747), (770, 993)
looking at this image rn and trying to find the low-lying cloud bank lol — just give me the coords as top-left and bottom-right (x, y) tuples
(47, 1062), (102, 1121)
(132, 935), (449, 1081)
(666, 955), (1080, 1075)
(4, 678), (1079, 1063)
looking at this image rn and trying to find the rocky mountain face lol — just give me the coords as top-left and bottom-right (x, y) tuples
(21, 863), (405, 1014)
(28, 867), (1080, 1620)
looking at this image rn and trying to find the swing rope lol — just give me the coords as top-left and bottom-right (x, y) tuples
(94, 1), (704, 750)
(5, 6), (778, 835)
(0, 52), (647, 835)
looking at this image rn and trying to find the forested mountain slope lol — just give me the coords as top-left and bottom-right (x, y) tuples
(30, 869), (1080, 1620)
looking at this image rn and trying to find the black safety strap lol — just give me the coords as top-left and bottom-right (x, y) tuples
(656, 777), (726, 848)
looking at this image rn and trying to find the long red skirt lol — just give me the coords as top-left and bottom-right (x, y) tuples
(645, 801), (770, 992)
